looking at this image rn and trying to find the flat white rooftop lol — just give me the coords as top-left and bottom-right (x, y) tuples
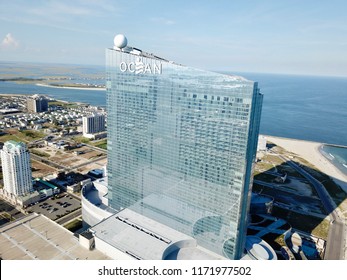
(0, 213), (110, 260)
(90, 208), (226, 260)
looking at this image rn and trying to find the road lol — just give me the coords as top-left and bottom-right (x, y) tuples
(254, 179), (326, 218)
(31, 153), (66, 170)
(84, 143), (107, 153)
(263, 170), (309, 183)
(284, 159), (336, 215)
(325, 219), (345, 259)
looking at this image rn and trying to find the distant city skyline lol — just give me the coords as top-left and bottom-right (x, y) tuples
(1, 0), (347, 77)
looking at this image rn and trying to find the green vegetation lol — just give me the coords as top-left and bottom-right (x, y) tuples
(255, 161), (275, 172)
(321, 179), (347, 218)
(48, 100), (67, 106)
(260, 141), (347, 204)
(263, 154), (285, 166)
(48, 100), (79, 108)
(64, 219), (83, 232)
(323, 178), (346, 201)
(0, 77), (44, 82)
(92, 139), (107, 150)
(295, 159), (324, 179)
(274, 234), (286, 247)
(49, 83), (104, 89)
(277, 164), (304, 178)
(311, 219), (330, 239)
(338, 199), (347, 219)
(30, 149), (50, 158)
(0, 212), (14, 222)
(96, 143), (107, 150)
(306, 169), (346, 201)
(270, 143), (287, 154)
(0, 133), (23, 143)
(73, 136), (90, 144)
(0, 129), (45, 143)
(273, 206), (329, 240)
(292, 157), (347, 212)
(22, 130), (45, 140)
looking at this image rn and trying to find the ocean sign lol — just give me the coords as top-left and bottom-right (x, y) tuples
(120, 58), (162, 75)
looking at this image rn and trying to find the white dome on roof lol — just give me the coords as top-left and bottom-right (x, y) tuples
(114, 34), (127, 49)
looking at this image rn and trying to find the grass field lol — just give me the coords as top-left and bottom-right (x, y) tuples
(72, 136), (90, 144)
(48, 100), (79, 108)
(0, 129), (45, 143)
(30, 149), (50, 157)
(273, 206), (329, 240)
(92, 139), (107, 150)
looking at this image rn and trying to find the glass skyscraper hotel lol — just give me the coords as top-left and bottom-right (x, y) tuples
(106, 41), (263, 259)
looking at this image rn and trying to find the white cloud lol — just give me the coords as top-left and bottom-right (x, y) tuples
(1, 33), (19, 49)
(151, 17), (176, 25)
(29, 2), (91, 17)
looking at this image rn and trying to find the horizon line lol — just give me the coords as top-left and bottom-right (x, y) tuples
(1, 59), (347, 79)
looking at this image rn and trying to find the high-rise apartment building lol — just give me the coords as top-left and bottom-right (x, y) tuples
(105, 37), (263, 259)
(27, 94), (48, 113)
(1, 141), (33, 196)
(82, 114), (106, 136)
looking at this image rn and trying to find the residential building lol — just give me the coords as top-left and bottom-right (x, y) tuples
(27, 94), (48, 113)
(82, 114), (106, 137)
(1, 140), (33, 196)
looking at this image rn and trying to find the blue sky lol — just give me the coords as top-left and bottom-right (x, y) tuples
(1, 0), (347, 76)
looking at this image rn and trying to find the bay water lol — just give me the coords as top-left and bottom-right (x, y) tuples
(1, 62), (347, 171)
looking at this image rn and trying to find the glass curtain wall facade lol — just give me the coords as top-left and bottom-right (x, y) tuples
(106, 48), (263, 259)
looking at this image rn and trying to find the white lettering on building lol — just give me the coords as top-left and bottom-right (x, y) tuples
(119, 58), (162, 74)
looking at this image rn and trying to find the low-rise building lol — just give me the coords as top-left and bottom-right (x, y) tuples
(82, 114), (106, 138)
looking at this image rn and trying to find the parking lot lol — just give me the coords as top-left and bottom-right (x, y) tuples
(27, 193), (81, 221)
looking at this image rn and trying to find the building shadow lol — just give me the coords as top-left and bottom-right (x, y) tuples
(252, 143), (347, 260)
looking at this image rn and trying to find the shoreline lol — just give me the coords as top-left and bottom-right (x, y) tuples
(0, 93), (27, 96)
(0, 93), (87, 106)
(36, 83), (106, 91)
(264, 135), (347, 193)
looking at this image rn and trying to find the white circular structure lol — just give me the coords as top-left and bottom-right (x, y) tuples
(245, 236), (277, 260)
(114, 34), (128, 49)
(250, 244), (269, 260)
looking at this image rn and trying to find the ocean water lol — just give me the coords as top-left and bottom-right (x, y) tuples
(244, 72), (347, 172)
(0, 81), (106, 106)
(1, 63), (347, 149)
(239, 72), (347, 147)
(320, 145), (347, 176)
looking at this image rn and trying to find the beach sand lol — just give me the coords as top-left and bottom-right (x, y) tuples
(36, 83), (105, 91)
(264, 135), (347, 193)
